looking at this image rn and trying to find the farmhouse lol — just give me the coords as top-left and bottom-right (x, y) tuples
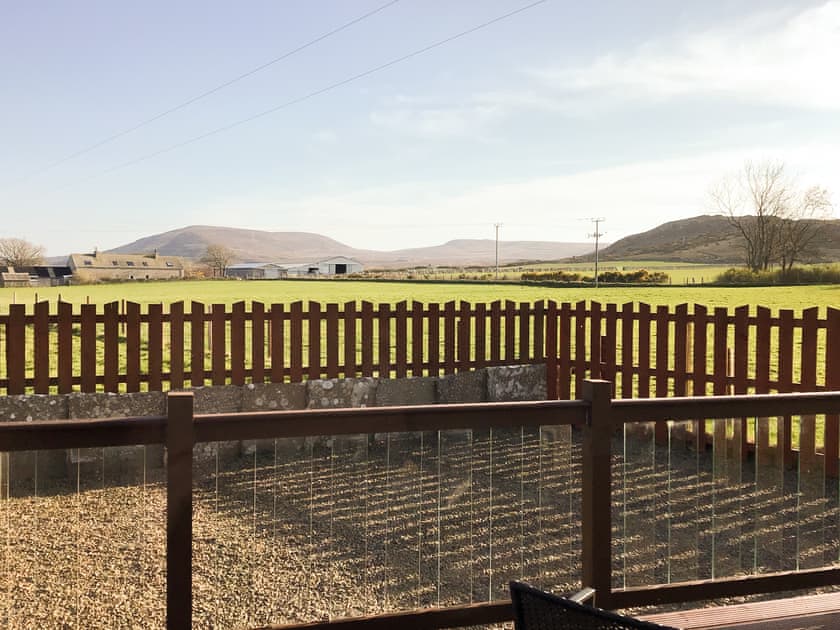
(67, 251), (185, 281)
(225, 256), (363, 279)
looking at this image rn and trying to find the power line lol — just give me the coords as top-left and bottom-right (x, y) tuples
(47, 0), (550, 193)
(4, 0), (401, 188)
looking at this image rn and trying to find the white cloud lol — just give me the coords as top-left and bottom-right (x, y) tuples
(531, 1), (840, 111)
(369, 101), (505, 139)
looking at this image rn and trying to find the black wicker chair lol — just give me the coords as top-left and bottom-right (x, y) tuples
(509, 582), (677, 630)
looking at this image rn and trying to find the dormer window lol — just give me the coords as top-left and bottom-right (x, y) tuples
(112, 261), (119, 266)
(83, 260), (92, 266)
(126, 261), (135, 267)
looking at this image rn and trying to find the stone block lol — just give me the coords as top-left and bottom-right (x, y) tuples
(436, 370), (487, 403)
(486, 364), (547, 402)
(240, 382), (308, 456)
(190, 385), (242, 414)
(376, 377), (436, 407)
(241, 382), (307, 412)
(307, 377), (377, 409)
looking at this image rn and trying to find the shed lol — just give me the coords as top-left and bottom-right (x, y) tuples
(226, 263), (287, 280)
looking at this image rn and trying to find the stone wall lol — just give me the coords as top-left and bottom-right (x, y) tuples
(0, 364), (545, 492)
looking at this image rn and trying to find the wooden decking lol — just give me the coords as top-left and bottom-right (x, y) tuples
(640, 592), (840, 629)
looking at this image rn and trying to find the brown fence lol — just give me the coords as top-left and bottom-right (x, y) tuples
(2, 300), (839, 399)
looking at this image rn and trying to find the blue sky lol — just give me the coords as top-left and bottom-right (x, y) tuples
(2, 0), (838, 256)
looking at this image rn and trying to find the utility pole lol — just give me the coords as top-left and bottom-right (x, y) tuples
(494, 222), (502, 279)
(588, 218), (605, 288)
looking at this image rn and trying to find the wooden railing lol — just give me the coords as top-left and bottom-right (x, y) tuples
(4, 383), (840, 628)
(2, 300), (839, 399)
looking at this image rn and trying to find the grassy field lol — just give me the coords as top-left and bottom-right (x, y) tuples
(2, 278), (839, 314)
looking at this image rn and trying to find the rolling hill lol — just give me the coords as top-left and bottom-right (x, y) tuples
(107, 225), (596, 267)
(594, 215), (840, 264)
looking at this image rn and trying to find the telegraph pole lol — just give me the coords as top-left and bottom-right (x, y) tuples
(588, 218), (605, 288)
(494, 222), (502, 279)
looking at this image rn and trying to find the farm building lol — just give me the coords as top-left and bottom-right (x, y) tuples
(225, 257), (363, 279)
(23, 265), (73, 287)
(0, 267), (30, 287)
(226, 262), (288, 279)
(67, 251), (185, 281)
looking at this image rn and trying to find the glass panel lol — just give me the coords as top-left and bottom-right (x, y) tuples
(797, 413), (828, 570)
(666, 420), (705, 584)
(710, 416), (748, 579)
(192, 424), (583, 628)
(752, 415), (793, 574)
(0, 446), (164, 628)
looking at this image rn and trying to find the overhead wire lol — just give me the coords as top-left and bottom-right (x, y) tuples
(5, 0), (401, 187)
(48, 0), (550, 192)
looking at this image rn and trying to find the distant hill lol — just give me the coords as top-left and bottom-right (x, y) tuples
(594, 215), (840, 264)
(107, 225), (595, 267)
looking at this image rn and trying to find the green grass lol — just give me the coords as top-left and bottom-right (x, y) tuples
(2, 278), (839, 315)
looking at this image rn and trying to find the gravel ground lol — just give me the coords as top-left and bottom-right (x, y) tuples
(2, 423), (839, 629)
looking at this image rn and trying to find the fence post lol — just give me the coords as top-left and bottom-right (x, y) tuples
(581, 379), (614, 608)
(167, 392), (194, 630)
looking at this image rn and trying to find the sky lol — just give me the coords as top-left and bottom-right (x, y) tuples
(1, 0), (839, 257)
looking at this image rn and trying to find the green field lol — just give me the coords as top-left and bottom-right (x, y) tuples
(1, 278), (839, 315)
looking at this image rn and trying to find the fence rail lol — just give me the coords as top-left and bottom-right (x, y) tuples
(2, 300), (839, 398)
(4, 385), (840, 628)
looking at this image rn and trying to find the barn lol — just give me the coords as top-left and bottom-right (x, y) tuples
(226, 262), (287, 280)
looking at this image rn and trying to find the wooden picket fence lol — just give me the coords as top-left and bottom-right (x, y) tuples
(1, 300), (839, 400)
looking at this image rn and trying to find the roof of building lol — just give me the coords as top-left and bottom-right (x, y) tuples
(68, 252), (184, 270)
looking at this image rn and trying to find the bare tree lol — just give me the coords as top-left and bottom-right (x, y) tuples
(710, 161), (832, 272)
(0, 237), (45, 267)
(777, 186), (832, 271)
(201, 243), (235, 277)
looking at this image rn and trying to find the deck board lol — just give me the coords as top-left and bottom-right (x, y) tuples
(639, 592), (840, 629)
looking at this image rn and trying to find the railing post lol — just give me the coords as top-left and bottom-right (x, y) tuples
(167, 392), (194, 630)
(581, 379), (614, 608)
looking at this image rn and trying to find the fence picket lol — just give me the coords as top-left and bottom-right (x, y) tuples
(504, 300), (516, 363)
(211, 304), (226, 386)
(270, 303), (285, 383)
(693, 304), (709, 449)
(457, 301), (471, 373)
(57, 301), (73, 393)
(574, 301), (586, 398)
(620, 302), (634, 398)
(395, 301), (408, 379)
(126, 301), (141, 392)
(378, 303), (391, 378)
(490, 300), (502, 364)
(104, 302), (119, 392)
(602, 303), (617, 386)
(533, 300), (545, 363)
(231, 301), (246, 386)
(290, 301), (304, 382)
(148, 303), (163, 391)
(344, 301), (357, 378)
(410, 301), (423, 377)
(170, 302), (185, 389)
(519, 300), (530, 362)
(474, 302), (487, 373)
(326, 303), (339, 379)
(545, 301), (558, 399)
(443, 301), (456, 374)
(190, 302), (205, 388)
(428, 302), (440, 377)
(33, 301), (50, 393)
(637, 303), (651, 399)
(80, 303), (97, 392)
(308, 301), (322, 381)
(360, 301), (374, 377)
(590, 301), (602, 380)
(7, 304), (25, 394)
(251, 301), (265, 384)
